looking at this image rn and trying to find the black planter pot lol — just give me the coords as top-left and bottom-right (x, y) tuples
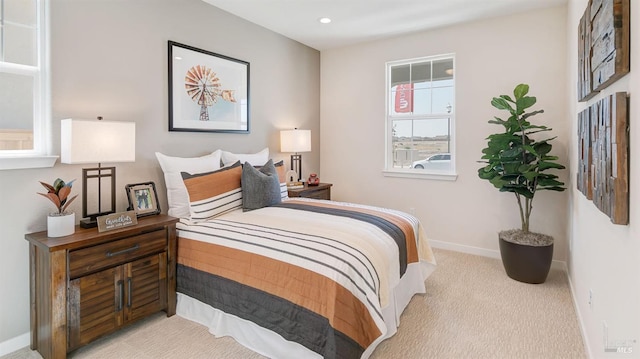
(499, 236), (553, 284)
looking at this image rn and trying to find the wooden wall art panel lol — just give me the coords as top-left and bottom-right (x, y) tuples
(577, 107), (592, 199)
(578, 9), (595, 101)
(577, 0), (629, 102)
(578, 93), (629, 224)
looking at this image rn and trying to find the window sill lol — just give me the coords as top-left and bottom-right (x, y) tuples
(382, 169), (458, 181)
(0, 155), (59, 170)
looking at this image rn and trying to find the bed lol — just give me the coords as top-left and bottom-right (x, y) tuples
(156, 149), (436, 359)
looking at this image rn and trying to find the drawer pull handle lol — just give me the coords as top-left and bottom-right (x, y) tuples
(127, 278), (132, 308)
(106, 244), (140, 257)
(117, 280), (124, 312)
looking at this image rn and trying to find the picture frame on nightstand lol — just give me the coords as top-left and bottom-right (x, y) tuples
(125, 182), (161, 217)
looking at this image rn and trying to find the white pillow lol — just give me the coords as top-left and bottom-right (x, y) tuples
(221, 147), (269, 166)
(155, 150), (222, 218)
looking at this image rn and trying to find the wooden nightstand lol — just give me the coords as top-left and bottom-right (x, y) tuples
(25, 215), (179, 359)
(287, 183), (333, 200)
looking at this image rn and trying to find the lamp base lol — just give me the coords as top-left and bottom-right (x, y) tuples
(79, 218), (98, 229)
(290, 154), (302, 182)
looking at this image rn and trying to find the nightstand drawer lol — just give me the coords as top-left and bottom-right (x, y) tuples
(304, 187), (330, 200)
(288, 183), (332, 200)
(68, 229), (167, 279)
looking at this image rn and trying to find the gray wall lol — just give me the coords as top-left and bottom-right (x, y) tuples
(0, 0), (319, 343)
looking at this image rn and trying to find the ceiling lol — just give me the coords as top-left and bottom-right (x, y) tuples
(202, 0), (567, 51)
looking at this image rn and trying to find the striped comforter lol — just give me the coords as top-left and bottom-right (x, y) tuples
(176, 198), (435, 359)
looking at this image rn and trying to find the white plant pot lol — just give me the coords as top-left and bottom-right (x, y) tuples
(47, 212), (75, 237)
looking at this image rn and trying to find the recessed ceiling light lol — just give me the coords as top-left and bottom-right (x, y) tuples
(319, 17), (331, 24)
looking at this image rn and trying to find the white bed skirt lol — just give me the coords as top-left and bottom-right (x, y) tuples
(176, 261), (434, 359)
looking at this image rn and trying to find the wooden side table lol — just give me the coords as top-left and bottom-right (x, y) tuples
(25, 214), (178, 359)
(287, 183), (332, 200)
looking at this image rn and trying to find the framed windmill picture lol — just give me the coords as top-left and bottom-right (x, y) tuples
(168, 41), (250, 133)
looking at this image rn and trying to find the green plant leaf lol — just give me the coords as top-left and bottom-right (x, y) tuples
(488, 117), (506, 126)
(539, 161), (566, 170)
(478, 169), (497, 180)
(501, 147), (523, 159)
(491, 97), (513, 111)
(538, 178), (565, 187)
(502, 185), (534, 198)
(489, 176), (509, 188)
(539, 186), (566, 192)
(53, 178), (65, 193)
(521, 109), (544, 121)
(522, 145), (538, 157)
(518, 164), (533, 172)
(514, 84), (529, 99)
(533, 142), (552, 156)
(516, 96), (537, 113)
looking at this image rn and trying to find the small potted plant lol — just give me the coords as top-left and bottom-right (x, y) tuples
(478, 84), (566, 283)
(38, 178), (78, 237)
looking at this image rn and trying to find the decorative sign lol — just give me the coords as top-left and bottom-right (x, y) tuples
(577, 0), (629, 102)
(394, 84), (413, 113)
(97, 210), (138, 232)
(576, 93), (628, 224)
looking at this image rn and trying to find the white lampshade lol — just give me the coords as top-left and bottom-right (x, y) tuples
(61, 118), (136, 164)
(280, 129), (311, 153)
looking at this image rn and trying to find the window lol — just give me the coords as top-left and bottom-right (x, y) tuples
(0, 0), (55, 169)
(384, 54), (455, 180)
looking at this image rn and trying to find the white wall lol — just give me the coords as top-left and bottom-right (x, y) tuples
(566, 1), (640, 357)
(0, 0), (320, 349)
(320, 7), (570, 261)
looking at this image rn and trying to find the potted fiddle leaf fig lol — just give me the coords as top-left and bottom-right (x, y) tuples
(478, 84), (566, 284)
(38, 178), (78, 237)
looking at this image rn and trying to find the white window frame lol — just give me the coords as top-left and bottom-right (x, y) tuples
(0, 0), (56, 170)
(383, 54), (457, 181)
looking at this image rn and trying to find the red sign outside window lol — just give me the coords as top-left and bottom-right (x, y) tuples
(394, 84), (413, 113)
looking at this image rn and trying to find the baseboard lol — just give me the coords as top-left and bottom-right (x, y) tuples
(0, 332), (30, 357)
(566, 266), (594, 358)
(429, 239), (567, 272)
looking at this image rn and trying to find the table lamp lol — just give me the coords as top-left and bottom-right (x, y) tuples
(280, 129), (311, 182)
(61, 117), (136, 228)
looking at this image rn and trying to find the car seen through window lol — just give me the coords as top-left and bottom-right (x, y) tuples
(411, 153), (451, 170)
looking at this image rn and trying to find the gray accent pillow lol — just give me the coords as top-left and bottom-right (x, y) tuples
(241, 159), (282, 211)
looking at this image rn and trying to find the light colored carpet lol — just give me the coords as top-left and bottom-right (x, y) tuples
(3, 248), (586, 359)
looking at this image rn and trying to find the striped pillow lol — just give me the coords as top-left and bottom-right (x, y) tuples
(273, 160), (289, 200)
(181, 161), (242, 222)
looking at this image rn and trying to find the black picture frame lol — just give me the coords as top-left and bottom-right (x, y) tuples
(168, 41), (250, 133)
(125, 182), (161, 218)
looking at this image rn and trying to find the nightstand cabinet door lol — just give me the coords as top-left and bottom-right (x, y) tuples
(126, 253), (167, 322)
(66, 253), (167, 351)
(68, 266), (122, 350)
